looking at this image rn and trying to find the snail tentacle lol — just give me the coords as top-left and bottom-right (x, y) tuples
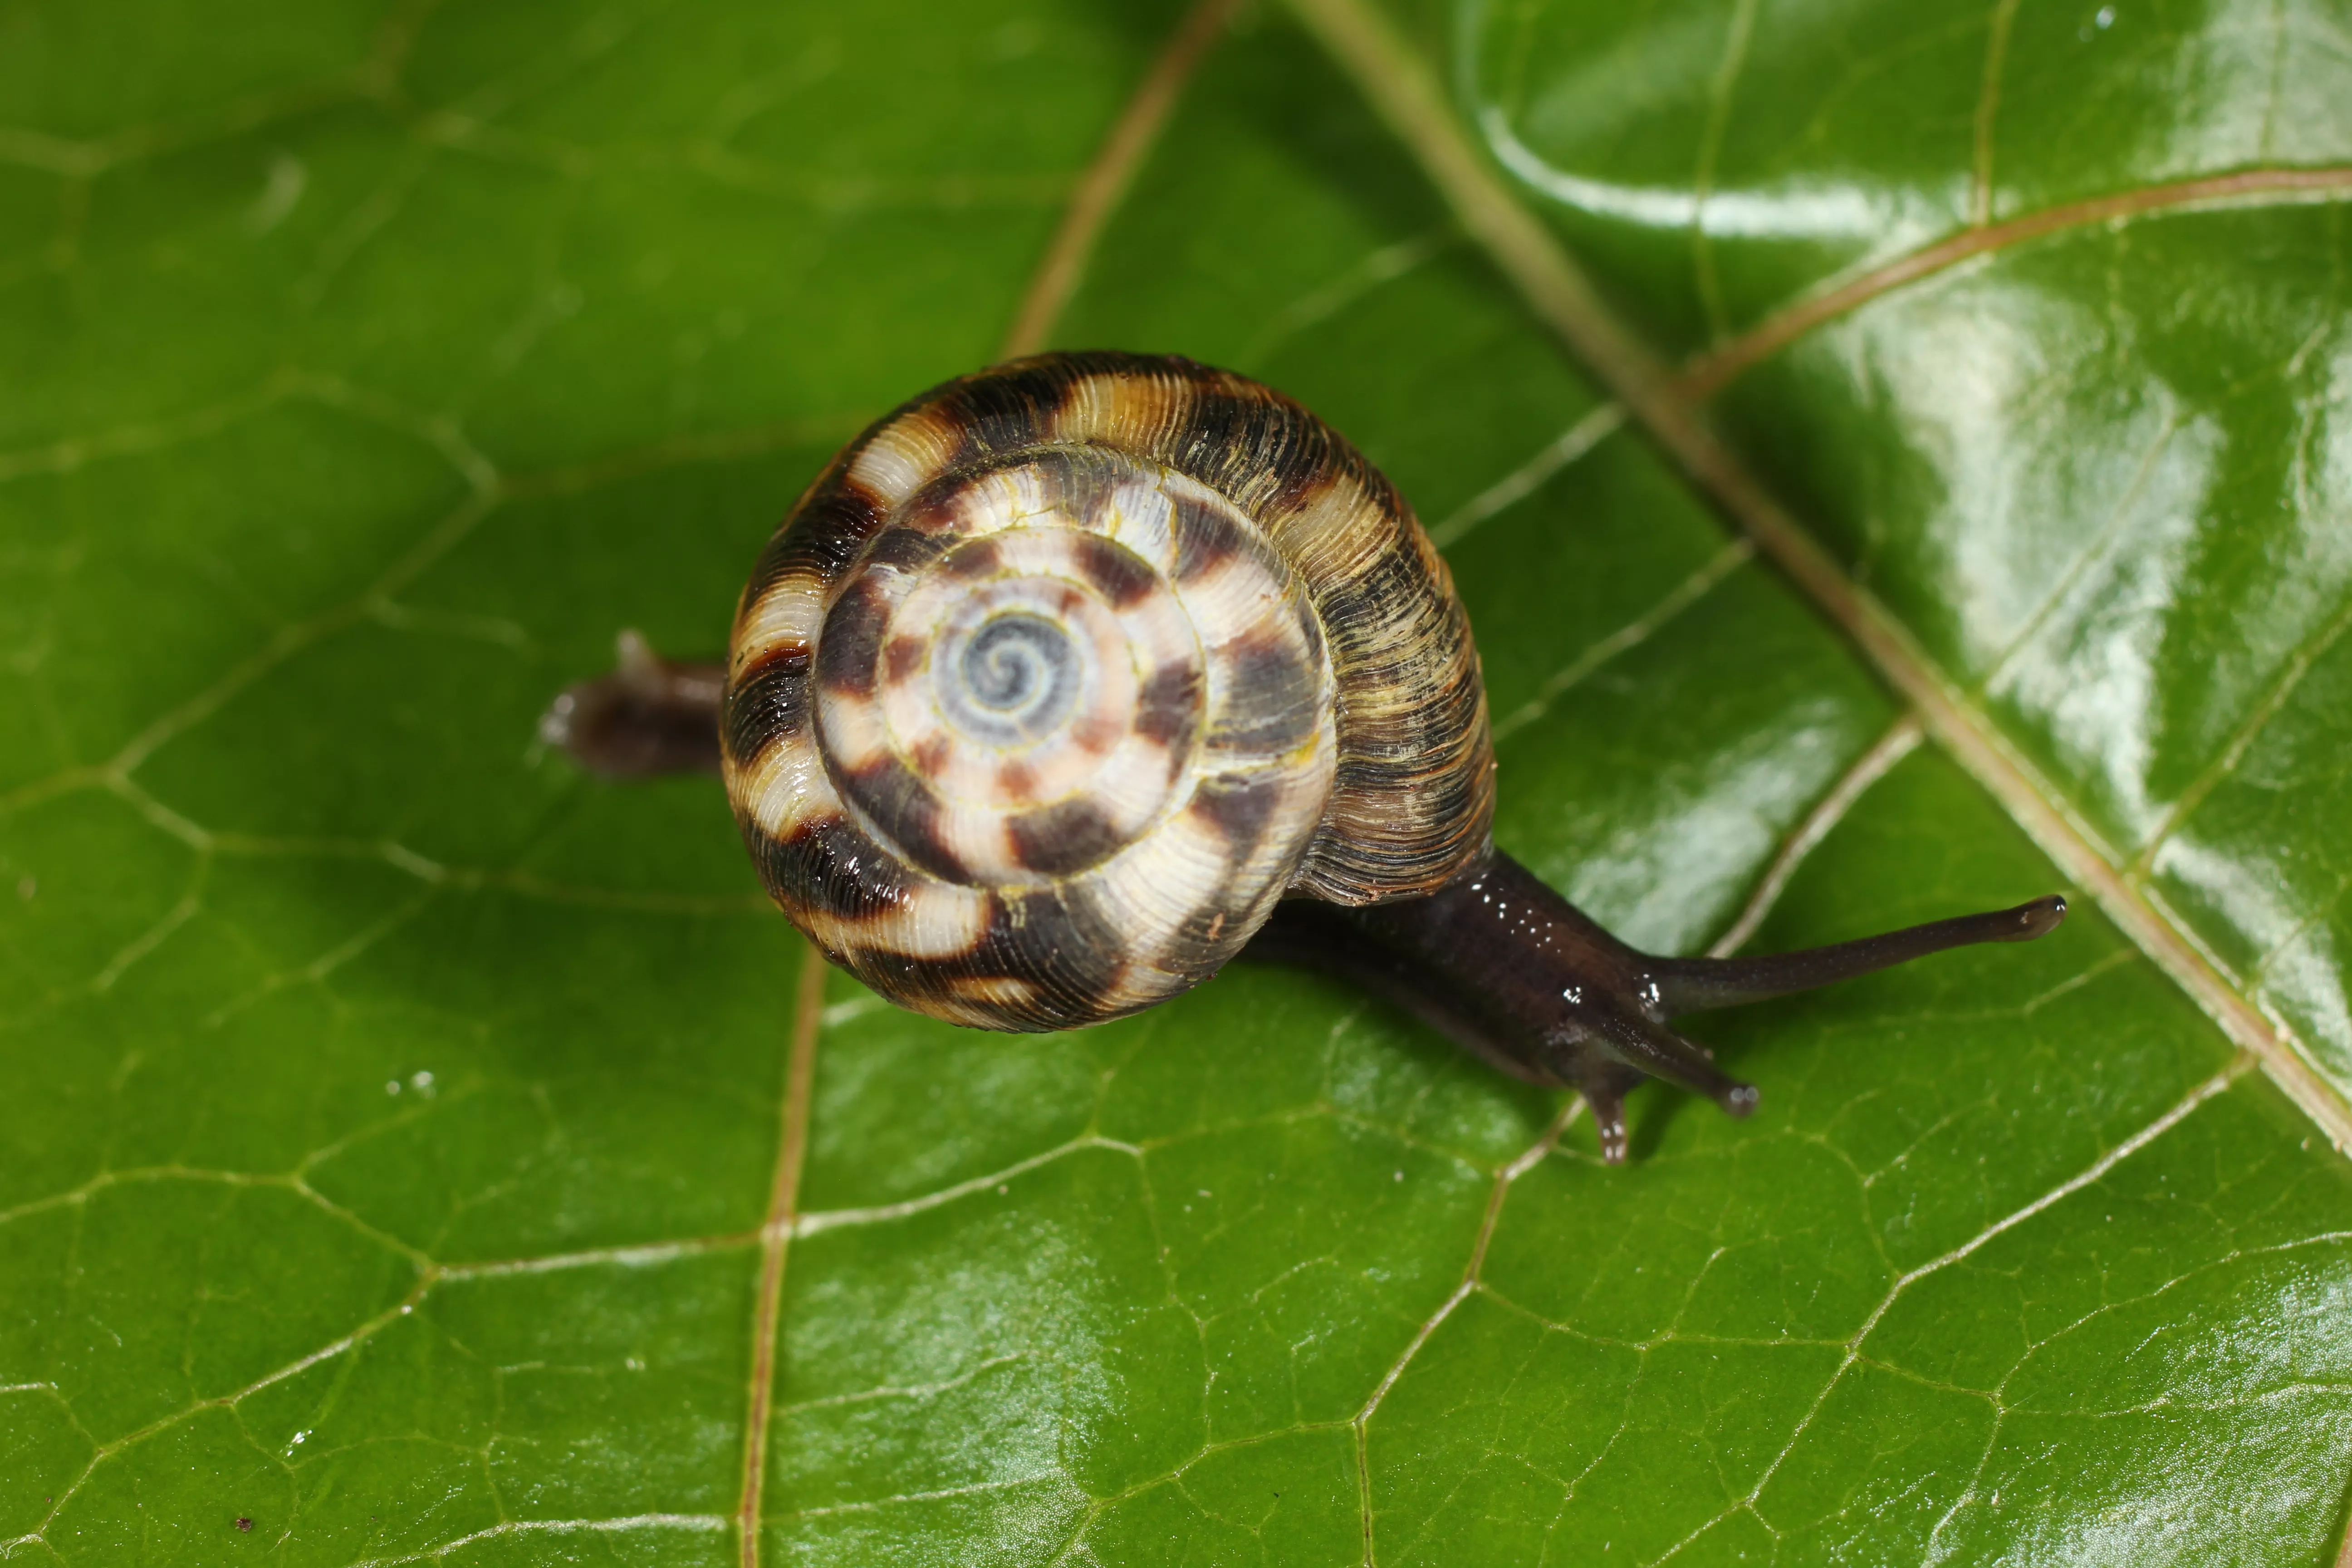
(1641, 895), (2068, 1013)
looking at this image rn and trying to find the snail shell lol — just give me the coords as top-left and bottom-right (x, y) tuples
(722, 351), (1494, 1030)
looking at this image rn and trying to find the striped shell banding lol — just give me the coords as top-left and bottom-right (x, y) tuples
(721, 352), (1494, 1031)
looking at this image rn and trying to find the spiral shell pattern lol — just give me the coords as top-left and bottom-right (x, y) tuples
(724, 352), (1493, 1031)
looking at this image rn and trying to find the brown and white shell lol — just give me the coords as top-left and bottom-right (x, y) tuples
(721, 351), (1494, 1031)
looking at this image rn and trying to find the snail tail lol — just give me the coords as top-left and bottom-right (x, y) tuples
(541, 631), (727, 778)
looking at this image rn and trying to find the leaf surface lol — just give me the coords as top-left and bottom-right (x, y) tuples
(2, 1), (2350, 1564)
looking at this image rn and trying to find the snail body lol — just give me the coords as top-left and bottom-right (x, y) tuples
(547, 350), (2065, 1162)
(721, 353), (1490, 1030)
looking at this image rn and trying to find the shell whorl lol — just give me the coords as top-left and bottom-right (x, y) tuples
(722, 352), (1494, 1031)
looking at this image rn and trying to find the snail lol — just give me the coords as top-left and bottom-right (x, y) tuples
(544, 351), (2065, 1162)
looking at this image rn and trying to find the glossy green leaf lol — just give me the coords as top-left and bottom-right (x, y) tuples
(3, 1), (2350, 1565)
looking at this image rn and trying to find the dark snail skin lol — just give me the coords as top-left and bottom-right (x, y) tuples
(543, 351), (2068, 1163)
(1245, 865), (2065, 1163)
